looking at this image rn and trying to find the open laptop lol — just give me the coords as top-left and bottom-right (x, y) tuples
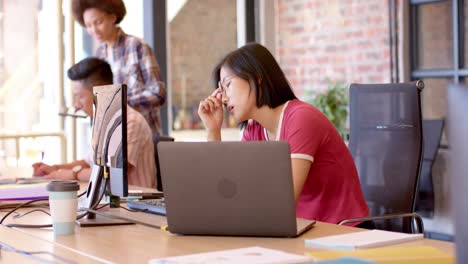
(152, 141), (315, 237)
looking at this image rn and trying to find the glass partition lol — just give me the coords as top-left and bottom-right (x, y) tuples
(168, 0), (238, 133)
(416, 1), (452, 70)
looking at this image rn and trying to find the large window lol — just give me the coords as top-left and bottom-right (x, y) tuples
(410, 0), (467, 147)
(168, 0), (238, 133)
(0, 0), (65, 167)
(410, 0), (467, 121)
(0, 0), (250, 168)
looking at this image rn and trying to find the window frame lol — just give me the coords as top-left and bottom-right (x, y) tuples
(409, 0), (467, 82)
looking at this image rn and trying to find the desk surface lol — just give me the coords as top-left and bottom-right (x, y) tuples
(0, 182), (456, 263)
(0, 225), (99, 263)
(1, 206), (455, 263)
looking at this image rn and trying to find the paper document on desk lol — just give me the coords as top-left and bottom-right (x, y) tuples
(305, 229), (423, 250)
(149, 246), (310, 264)
(0, 182), (48, 200)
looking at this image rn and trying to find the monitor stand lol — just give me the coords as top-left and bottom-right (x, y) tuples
(76, 212), (134, 227)
(77, 164), (134, 227)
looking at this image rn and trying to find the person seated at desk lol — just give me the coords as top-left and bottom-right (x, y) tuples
(198, 43), (369, 225)
(32, 57), (156, 188)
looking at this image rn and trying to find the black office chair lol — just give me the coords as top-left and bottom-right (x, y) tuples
(339, 81), (425, 234)
(416, 119), (444, 218)
(153, 135), (175, 192)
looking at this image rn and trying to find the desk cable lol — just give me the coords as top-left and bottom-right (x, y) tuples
(0, 189), (103, 229)
(0, 198), (50, 228)
(13, 207), (50, 219)
(0, 204), (110, 229)
(0, 209), (19, 217)
(0, 188), (169, 231)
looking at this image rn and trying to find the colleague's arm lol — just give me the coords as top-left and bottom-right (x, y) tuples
(291, 158), (312, 201)
(44, 167), (91, 181)
(32, 160), (89, 176)
(128, 43), (166, 108)
(76, 168), (91, 181)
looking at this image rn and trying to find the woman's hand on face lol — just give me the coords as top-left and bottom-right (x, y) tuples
(198, 88), (224, 132)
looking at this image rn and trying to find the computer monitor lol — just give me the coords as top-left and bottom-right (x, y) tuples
(448, 83), (468, 264)
(79, 84), (130, 226)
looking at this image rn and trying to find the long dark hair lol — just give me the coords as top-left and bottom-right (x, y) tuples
(212, 43), (297, 128)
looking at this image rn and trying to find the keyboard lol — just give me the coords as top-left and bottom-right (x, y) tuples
(126, 198), (167, 216)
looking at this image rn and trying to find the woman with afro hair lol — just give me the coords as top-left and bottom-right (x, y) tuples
(72, 0), (166, 137)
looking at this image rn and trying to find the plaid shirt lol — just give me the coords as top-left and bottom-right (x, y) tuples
(96, 28), (166, 136)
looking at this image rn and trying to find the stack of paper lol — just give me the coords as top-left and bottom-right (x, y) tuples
(305, 229), (423, 249)
(149, 246), (310, 264)
(307, 245), (454, 264)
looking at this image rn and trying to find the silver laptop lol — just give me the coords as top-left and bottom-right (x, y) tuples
(158, 141), (316, 237)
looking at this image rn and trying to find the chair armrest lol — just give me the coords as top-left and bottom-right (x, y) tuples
(338, 212), (424, 234)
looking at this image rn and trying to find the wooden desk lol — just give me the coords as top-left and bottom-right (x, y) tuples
(0, 181), (455, 263)
(0, 225), (100, 263)
(1, 205), (455, 263)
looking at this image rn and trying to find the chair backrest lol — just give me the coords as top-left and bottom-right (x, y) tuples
(349, 81), (424, 232)
(416, 119), (444, 217)
(153, 135), (175, 192)
(448, 84), (468, 264)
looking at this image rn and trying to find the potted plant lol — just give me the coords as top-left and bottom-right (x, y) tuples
(304, 81), (349, 139)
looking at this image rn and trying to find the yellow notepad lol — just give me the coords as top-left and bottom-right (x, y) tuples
(306, 245), (454, 264)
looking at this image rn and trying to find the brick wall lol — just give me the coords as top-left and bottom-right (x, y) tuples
(276, 0), (392, 97)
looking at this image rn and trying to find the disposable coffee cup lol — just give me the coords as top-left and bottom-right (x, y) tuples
(46, 180), (80, 235)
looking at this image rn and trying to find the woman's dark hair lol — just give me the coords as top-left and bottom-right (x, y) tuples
(67, 57), (113, 89)
(72, 0), (126, 27)
(212, 42), (297, 128)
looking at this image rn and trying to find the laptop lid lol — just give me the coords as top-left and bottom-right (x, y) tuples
(158, 141), (314, 237)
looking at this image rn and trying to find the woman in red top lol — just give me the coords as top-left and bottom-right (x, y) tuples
(198, 43), (369, 225)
